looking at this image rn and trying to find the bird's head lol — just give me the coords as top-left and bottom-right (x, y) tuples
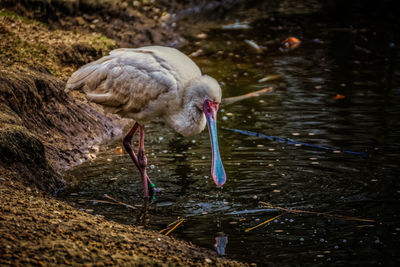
(188, 75), (226, 187)
(189, 75), (222, 108)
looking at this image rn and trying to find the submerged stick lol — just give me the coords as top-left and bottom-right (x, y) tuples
(80, 199), (125, 206)
(259, 201), (375, 223)
(221, 85), (279, 105)
(245, 213), (287, 232)
(223, 127), (369, 157)
(160, 218), (186, 236)
(165, 219), (185, 236)
(159, 217), (183, 234)
(103, 194), (137, 209)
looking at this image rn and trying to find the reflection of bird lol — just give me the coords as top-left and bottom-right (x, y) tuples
(66, 46), (226, 198)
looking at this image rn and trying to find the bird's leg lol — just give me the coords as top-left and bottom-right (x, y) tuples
(123, 122), (151, 198)
(137, 125), (155, 198)
(123, 122), (140, 169)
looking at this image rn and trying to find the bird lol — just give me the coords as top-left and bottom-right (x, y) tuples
(66, 46), (226, 198)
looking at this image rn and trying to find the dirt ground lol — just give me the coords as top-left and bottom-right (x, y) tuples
(0, 1), (246, 265)
(0, 172), (244, 266)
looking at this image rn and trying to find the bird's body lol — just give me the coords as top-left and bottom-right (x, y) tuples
(67, 46), (220, 136)
(66, 46), (226, 197)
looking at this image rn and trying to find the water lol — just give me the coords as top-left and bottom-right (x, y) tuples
(61, 1), (400, 266)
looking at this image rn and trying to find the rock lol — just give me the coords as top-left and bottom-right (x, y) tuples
(76, 16), (85, 25)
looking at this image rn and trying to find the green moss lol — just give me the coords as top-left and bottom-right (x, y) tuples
(0, 10), (24, 20)
(1, 10), (117, 78)
(93, 34), (117, 50)
(0, 9), (46, 26)
(2, 34), (49, 67)
(0, 30), (60, 76)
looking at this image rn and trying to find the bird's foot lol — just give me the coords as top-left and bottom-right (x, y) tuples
(148, 183), (163, 200)
(148, 183), (156, 200)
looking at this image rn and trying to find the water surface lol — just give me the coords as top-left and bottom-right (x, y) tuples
(62, 2), (400, 266)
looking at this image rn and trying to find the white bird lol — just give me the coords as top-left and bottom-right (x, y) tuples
(66, 46), (226, 198)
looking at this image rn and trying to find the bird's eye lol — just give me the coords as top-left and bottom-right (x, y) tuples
(203, 100), (212, 113)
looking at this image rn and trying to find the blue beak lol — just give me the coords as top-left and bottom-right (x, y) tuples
(203, 100), (227, 186)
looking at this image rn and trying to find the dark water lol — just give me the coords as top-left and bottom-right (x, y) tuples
(62, 1), (400, 266)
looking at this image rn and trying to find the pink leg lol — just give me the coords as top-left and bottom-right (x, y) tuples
(123, 122), (140, 169)
(123, 123), (153, 198)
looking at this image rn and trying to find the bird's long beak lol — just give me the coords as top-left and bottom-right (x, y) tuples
(203, 100), (227, 186)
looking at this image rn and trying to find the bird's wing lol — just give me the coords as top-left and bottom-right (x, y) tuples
(66, 49), (184, 117)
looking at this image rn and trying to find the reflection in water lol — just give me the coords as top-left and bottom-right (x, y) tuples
(214, 232), (228, 256)
(168, 137), (193, 196)
(62, 1), (400, 266)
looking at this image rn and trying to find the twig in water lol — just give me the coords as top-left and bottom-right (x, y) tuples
(103, 194), (137, 209)
(159, 228), (168, 234)
(259, 201), (375, 223)
(159, 218), (181, 234)
(160, 217), (186, 235)
(245, 213), (287, 232)
(165, 218), (185, 236)
(221, 85), (280, 106)
(167, 217), (184, 227)
(80, 199), (125, 206)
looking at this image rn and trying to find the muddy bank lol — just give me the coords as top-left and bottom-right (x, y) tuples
(0, 11), (123, 192)
(0, 2), (245, 266)
(0, 174), (244, 266)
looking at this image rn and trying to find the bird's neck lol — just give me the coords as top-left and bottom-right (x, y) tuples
(163, 92), (206, 137)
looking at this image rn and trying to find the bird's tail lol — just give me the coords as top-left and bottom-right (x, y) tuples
(65, 57), (111, 93)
